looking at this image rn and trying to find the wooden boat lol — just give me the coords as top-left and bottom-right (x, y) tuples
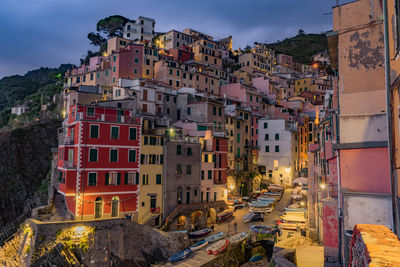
(280, 215), (306, 223)
(250, 225), (277, 234)
(188, 228), (212, 238)
(189, 239), (208, 251)
(243, 212), (255, 223)
(207, 239), (229, 255)
(229, 232), (249, 244)
(218, 214), (234, 223)
(277, 221), (306, 230)
(249, 207), (273, 213)
(169, 248), (192, 262)
(169, 230), (188, 234)
(249, 202), (271, 208)
(285, 207), (307, 212)
(217, 209), (234, 223)
(249, 253), (263, 262)
(204, 232), (225, 243)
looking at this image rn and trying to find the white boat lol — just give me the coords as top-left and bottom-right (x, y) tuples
(189, 239), (208, 251)
(229, 232), (249, 244)
(207, 239), (229, 255)
(204, 232), (226, 243)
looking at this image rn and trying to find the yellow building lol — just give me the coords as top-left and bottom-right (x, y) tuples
(137, 120), (164, 226)
(143, 45), (159, 79)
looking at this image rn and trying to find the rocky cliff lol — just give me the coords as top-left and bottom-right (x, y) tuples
(0, 119), (60, 239)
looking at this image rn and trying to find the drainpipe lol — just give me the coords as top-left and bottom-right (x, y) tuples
(383, 0), (399, 235)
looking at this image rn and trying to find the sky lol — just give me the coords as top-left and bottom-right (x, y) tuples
(0, 0), (341, 79)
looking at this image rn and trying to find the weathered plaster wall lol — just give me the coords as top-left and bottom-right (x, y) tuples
(339, 114), (387, 143)
(343, 195), (393, 231)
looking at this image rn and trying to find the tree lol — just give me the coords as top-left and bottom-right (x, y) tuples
(87, 32), (106, 47)
(298, 29), (305, 36)
(96, 15), (129, 38)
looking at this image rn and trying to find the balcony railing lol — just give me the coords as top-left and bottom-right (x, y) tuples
(74, 112), (140, 124)
(63, 161), (76, 169)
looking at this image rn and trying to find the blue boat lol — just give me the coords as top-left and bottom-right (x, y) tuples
(243, 212), (255, 223)
(285, 207), (307, 212)
(249, 253), (263, 262)
(258, 197), (275, 201)
(204, 232), (225, 243)
(250, 225), (276, 234)
(169, 248), (192, 262)
(188, 228), (212, 238)
(189, 239), (208, 251)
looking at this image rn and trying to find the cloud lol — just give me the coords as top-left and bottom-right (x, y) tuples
(0, 0), (336, 78)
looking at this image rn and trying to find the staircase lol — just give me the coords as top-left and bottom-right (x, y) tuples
(50, 193), (68, 221)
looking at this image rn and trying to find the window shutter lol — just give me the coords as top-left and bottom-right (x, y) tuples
(105, 173), (109, 185)
(136, 173), (139, 185)
(117, 173), (121, 185)
(124, 173), (128, 184)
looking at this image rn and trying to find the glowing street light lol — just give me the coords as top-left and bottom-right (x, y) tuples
(320, 183), (326, 190)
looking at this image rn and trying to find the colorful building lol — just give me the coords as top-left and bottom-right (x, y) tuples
(57, 104), (141, 220)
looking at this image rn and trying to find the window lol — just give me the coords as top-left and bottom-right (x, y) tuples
(90, 125), (99, 138)
(111, 126), (119, 139)
(186, 165), (192, 175)
(264, 122), (268, 128)
(105, 172), (120, 185)
(156, 174), (162, 184)
(201, 170), (204, 180)
(113, 55), (116, 62)
(177, 145), (182, 155)
(134, 58), (139, 64)
(144, 136), (149, 145)
(129, 127), (137, 140)
(213, 106), (217, 115)
(265, 146), (269, 152)
(110, 149), (118, 162)
(142, 175), (149, 185)
(208, 170), (212, 180)
(265, 134), (269, 140)
(275, 133), (279, 140)
(187, 107), (191, 115)
(128, 150), (136, 162)
(187, 147), (192, 156)
(125, 172), (136, 185)
(88, 173), (97, 186)
(177, 164), (182, 175)
(237, 133), (240, 143)
(236, 121), (240, 129)
(87, 107), (95, 117)
(89, 148), (98, 162)
(275, 146), (280, 152)
(113, 66), (116, 72)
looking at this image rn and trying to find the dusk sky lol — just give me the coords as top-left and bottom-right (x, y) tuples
(0, 0), (343, 79)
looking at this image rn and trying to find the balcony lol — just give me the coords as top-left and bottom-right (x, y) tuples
(74, 112), (140, 124)
(63, 161), (76, 169)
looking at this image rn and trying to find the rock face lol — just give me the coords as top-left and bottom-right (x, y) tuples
(0, 119), (60, 237)
(26, 218), (189, 267)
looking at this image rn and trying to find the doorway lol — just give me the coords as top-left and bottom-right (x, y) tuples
(111, 196), (119, 217)
(186, 191), (190, 204)
(95, 197), (103, 219)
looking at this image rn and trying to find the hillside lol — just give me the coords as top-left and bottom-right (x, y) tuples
(0, 64), (73, 128)
(266, 33), (328, 64)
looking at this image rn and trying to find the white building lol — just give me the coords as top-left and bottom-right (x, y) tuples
(258, 118), (297, 185)
(123, 16), (155, 42)
(11, 104), (29, 115)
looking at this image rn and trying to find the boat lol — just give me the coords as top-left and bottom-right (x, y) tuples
(229, 232), (249, 244)
(217, 209), (234, 223)
(249, 202), (271, 208)
(189, 239), (208, 251)
(249, 253), (263, 262)
(277, 220), (306, 230)
(280, 215), (306, 223)
(250, 225), (277, 234)
(204, 232), (226, 243)
(285, 207), (307, 212)
(243, 212), (255, 223)
(188, 228), (212, 238)
(169, 248), (192, 262)
(249, 207), (273, 213)
(207, 239), (230, 255)
(169, 230), (188, 234)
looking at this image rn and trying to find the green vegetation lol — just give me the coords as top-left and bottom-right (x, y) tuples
(266, 31), (328, 64)
(0, 64), (72, 129)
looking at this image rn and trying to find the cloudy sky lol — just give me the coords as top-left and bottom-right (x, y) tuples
(0, 0), (342, 79)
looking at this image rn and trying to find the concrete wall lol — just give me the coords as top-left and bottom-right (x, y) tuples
(343, 194), (393, 231)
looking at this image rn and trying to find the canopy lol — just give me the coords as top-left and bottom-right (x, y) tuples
(292, 177), (308, 185)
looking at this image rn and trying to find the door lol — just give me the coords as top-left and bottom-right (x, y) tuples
(177, 109), (181, 120)
(206, 192), (210, 202)
(201, 191), (204, 202)
(186, 191), (190, 204)
(111, 196), (119, 217)
(150, 196), (156, 210)
(214, 192), (217, 202)
(95, 197), (103, 219)
(117, 110), (124, 122)
(68, 149), (73, 164)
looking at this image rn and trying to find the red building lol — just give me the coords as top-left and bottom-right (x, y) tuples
(111, 44), (144, 85)
(167, 46), (194, 62)
(57, 104), (141, 220)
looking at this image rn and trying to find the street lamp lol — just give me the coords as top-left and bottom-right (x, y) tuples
(320, 183), (326, 190)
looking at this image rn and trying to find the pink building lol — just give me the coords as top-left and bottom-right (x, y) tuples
(220, 83), (261, 113)
(111, 44), (144, 85)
